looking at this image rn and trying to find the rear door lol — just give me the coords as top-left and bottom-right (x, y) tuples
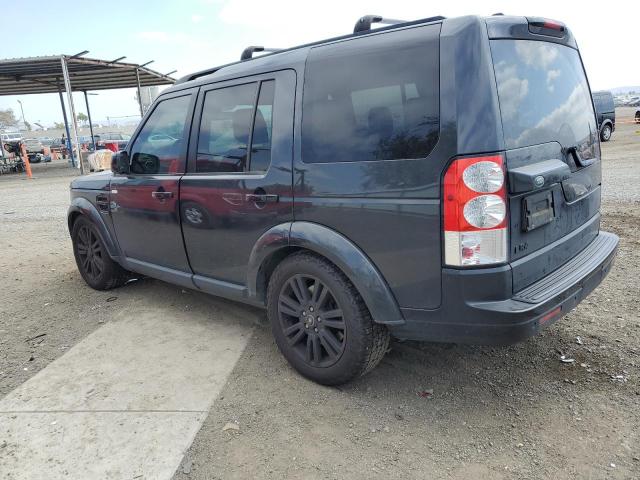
(180, 70), (295, 288)
(110, 90), (196, 275)
(490, 35), (601, 291)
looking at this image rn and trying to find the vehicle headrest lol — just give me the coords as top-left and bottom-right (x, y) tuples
(232, 108), (253, 144)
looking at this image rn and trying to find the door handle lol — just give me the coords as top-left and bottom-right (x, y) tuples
(245, 193), (279, 204)
(152, 191), (174, 200)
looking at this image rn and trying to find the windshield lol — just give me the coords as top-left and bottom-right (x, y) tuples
(491, 40), (597, 159)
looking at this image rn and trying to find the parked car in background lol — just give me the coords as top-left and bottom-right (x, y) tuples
(635, 109), (640, 124)
(68, 14), (619, 385)
(23, 138), (45, 161)
(592, 90), (615, 142)
(94, 132), (131, 152)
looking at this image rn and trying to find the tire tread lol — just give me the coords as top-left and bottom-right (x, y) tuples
(268, 251), (390, 384)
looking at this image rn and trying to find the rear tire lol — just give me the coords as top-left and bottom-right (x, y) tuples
(600, 123), (612, 142)
(72, 216), (129, 290)
(267, 252), (390, 385)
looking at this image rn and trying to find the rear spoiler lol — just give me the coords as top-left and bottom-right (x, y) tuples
(484, 15), (577, 48)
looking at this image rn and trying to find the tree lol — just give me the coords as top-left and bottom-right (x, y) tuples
(0, 108), (18, 128)
(77, 112), (88, 125)
(54, 122), (65, 129)
(23, 121), (31, 131)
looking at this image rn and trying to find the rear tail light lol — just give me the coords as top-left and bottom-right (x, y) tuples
(444, 155), (508, 266)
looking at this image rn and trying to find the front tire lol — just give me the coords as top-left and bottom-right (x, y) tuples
(635, 112), (640, 124)
(72, 216), (129, 290)
(600, 124), (612, 142)
(267, 252), (390, 385)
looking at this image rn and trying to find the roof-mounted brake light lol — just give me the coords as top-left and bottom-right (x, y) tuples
(527, 17), (566, 38)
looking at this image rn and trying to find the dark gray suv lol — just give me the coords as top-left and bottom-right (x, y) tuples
(68, 14), (619, 385)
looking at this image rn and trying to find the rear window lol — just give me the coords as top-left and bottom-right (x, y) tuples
(491, 40), (597, 157)
(302, 25), (439, 163)
(593, 92), (614, 114)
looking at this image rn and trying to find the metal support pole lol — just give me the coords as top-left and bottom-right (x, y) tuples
(58, 85), (74, 167)
(61, 56), (84, 174)
(135, 68), (144, 117)
(83, 91), (96, 152)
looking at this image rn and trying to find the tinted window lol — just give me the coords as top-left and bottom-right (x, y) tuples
(491, 40), (597, 158)
(196, 83), (256, 173)
(130, 95), (191, 174)
(196, 80), (275, 173)
(249, 80), (275, 172)
(302, 27), (439, 163)
(592, 92), (614, 114)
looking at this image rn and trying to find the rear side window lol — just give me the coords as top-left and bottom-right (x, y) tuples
(302, 26), (440, 163)
(196, 80), (275, 173)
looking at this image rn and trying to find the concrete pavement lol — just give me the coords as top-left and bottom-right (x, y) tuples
(0, 305), (253, 479)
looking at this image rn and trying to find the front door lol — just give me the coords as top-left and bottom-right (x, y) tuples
(180, 71), (296, 287)
(110, 90), (196, 274)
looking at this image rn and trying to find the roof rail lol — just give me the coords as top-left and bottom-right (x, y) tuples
(353, 14), (446, 34)
(175, 15), (448, 85)
(241, 46), (282, 61)
(177, 67), (222, 84)
(353, 15), (407, 33)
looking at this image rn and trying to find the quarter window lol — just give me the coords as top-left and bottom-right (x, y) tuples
(129, 95), (191, 174)
(196, 80), (275, 173)
(302, 27), (440, 163)
(250, 80), (275, 172)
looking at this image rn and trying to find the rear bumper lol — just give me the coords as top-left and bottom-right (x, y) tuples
(389, 231), (619, 344)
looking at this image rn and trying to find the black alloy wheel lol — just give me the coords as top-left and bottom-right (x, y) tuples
(278, 274), (347, 368)
(76, 223), (105, 283)
(267, 252), (390, 385)
(72, 216), (129, 290)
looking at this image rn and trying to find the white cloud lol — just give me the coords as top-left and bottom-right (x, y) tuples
(191, 14), (204, 23)
(515, 41), (559, 69)
(546, 69), (561, 92)
(515, 84), (595, 147)
(494, 61), (529, 121)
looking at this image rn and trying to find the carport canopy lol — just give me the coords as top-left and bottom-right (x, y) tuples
(0, 52), (176, 174)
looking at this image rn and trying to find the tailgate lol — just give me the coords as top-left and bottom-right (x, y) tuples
(490, 37), (601, 292)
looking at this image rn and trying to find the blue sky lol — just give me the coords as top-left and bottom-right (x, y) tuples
(2, 0), (637, 127)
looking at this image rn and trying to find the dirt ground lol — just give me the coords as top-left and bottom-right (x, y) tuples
(1, 108), (639, 479)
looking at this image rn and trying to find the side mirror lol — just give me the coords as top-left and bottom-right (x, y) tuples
(111, 150), (130, 174)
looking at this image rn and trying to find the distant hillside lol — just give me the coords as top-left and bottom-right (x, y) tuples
(609, 86), (640, 95)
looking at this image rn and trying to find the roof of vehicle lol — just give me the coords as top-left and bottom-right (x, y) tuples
(170, 14), (451, 92)
(167, 14), (576, 96)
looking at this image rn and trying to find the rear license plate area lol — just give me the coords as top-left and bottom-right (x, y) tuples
(523, 190), (555, 232)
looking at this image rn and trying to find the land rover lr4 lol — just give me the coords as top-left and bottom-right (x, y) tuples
(69, 14), (619, 385)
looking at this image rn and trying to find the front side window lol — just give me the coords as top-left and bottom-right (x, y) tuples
(130, 95), (191, 174)
(196, 80), (275, 173)
(302, 26), (440, 163)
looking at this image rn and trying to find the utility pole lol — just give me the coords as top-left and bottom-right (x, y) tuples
(17, 100), (26, 127)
